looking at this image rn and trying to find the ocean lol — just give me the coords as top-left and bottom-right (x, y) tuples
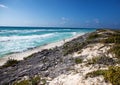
(0, 27), (96, 57)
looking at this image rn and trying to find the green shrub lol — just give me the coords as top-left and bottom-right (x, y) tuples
(101, 33), (120, 44)
(63, 42), (86, 56)
(75, 58), (82, 64)
(31, 75), (41, 85)
(24, 54), (34, 60)
(13, 75), (45, 85)
(13, 80), (30, 85)
(108, 44), (120, 59)
(100, 31), (120, 59)
(104, 66), (120, 85)
(87, 56), (115, 65)
(101, 37), (120, 44)
(86, 70), (106, 78)
(87, 33), (102, 40)
(1, 59), (19, 68)
(86, 66), (120, 85)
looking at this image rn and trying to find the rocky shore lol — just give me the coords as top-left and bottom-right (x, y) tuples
(0, 29), (120, 85)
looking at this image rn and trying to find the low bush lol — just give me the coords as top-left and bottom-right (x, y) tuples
(13, 80), (30, 85)
(31, 75), (41, 85)
(87, 57), (100, 65)
(1, 59), (19, 68)
(108, 44), (120, 59)
(87, 56), (115, 65)
(86, 70), (106, 78)
(13, 75), (46, 85)
(75, 58), (82, 64)
(87, 33), (102, 40)
(101, 32), (120, 44)
(63, 42), (86, 56)
(86, 66), (120, 85)
(24, 54), (34, 60)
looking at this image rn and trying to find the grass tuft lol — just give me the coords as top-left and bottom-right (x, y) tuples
(75, 58), (82, 64)
(13, 75), (46, 85)
(87, 33), (102, 40)
(86, 66), (120, 85)
(87, 56), (115, 65)
(1, 59), (19, 68)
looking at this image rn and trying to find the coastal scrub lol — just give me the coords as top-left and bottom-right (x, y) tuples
(86, 66), (120, 85)
(0, 59), (19, 68)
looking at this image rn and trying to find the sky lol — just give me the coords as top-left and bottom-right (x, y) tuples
(0, 0), (120, 28)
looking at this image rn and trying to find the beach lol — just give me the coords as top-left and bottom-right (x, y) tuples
(0, 29), (119, 85)
(0, 34), (83, 66)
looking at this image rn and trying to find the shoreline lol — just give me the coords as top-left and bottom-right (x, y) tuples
(0, 33), (84, 66)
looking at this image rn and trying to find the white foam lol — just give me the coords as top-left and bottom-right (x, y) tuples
(0, 29), (48, 34)
(0, 33), (55, 42)
(72, 32), (77, 36)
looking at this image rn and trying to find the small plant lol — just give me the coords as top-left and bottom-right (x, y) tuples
(13, 80), (30, 85)
(101, 32), (120, 44)
(31, 75), (41, 85)
(1, 59), (19, 68)
(108, 44), (120, 59)
(24, 54), (34, 60)
(104, 66), (120, 85)
(75, 58), (82, 64)
(13, 75), (46, 85)
(87, 56), (115, 65)
(85, 70), (106, 78)
(86, 66), (120, 85)
(87, 33), (102, 40)
(63, 42), (86, 56)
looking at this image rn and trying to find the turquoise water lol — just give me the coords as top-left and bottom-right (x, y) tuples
(0, 27), (96, 57)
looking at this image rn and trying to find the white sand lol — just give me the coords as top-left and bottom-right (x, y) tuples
(0, 34), (83, 66)
(73, 43), (111, 60)
(49, 43), (112, 85)
(49, 63), (111, 85)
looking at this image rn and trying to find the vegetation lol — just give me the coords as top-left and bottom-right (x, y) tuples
(13, 80), (30, 85)
(86, 70), (106, 78)
(75, 58), (82, 64)
(86, 66), (120, 85)
(108, 44), (120, 59)
(24, 54), (34, 60)
(0, 59), (19, 68)
(87, 56), (115, 65)
(63, 42), (86, 56)
(13, 75), (46, 85)
(100, 31), (120, 59)
(87, 57), (100, 65)
(101, 34), (120, 44)
(97, 29), (107, 32)
(87, 33), (102, 40)
(31, 75), (41, 85)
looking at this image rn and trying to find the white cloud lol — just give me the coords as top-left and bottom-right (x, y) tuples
(60, 17), (69, 25)
(0, 4), (8, 8)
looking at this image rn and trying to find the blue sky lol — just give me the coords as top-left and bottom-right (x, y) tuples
(0, 0), (120, 28)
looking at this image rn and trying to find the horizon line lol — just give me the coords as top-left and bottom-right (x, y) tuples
(0, 26), (118, 29)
